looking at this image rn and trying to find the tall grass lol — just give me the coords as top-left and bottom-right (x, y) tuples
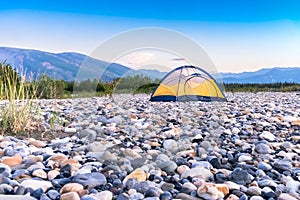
(0, 62), (39, 135)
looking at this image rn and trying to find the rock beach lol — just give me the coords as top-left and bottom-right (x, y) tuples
(0, 92), (299, 199)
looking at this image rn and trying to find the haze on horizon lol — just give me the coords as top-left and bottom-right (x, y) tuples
(1, 0), (300, 73)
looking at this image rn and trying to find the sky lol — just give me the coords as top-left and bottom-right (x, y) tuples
(1, 0), (300, 72)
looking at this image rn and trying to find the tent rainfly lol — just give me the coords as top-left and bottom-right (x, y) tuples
(150, 65), (226, 102)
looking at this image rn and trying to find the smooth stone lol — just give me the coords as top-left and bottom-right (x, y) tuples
(181, 167), (213, 180)
(0, 164), (12, 176)
(160, 191), (172, 200)
(281, 142), (293, 149)
(60, 192), (80, 200)
(238, 154), (253, 162)
(0, 183), (13, 193)
(15, 185), (26, 195)
(32, 188), (44, 199)
(0, 195), (37, 200)
(176, 165), (190, 174)
(60, 183), (84, 194)
(273, 160), (293, 171)
(144, 187), (160, 197)
(278, 193), (298, 200)
(257, 179), (277, 188)
(80, 195), (97, 200)
(123, 168), (147, 184)
(101, 151), (118, 162)
(156, 154), (170, 162)
(255, 143), (271, 154)
(0, 174), (10, 184)
(247, 186), (262, 196)
(232, 127), (240, 134)
(161, 182), (175, 191)
(4, 148), (16, 157)
(87, 142), (106, 152)
(27, 162), (45, 171)
(47, 189), (60, 199)
(48, 170), (60, 180)
(144, 198), (159, 200)
(116, 193), (130, 200)
(72, 172), (106, 189)
(1, 154), (23, 167)
(229, 168), (252, 185)
(123, 148), (142, 159)
(28, 139), (47, 148)
(249, 196), (264, 200)
(257, 162), (272, 171)
(176, 193), (202, 200)
(32, 169), (47, 179)
(20, 179), (52, 192)
(285, 179), (300, 193)
(40, 193), (51, 200)
(226, 194), (239, 200)
(163, 139), (178, 152)
(156, 161), (177, 174)
(192, 161), (212, 169)
(259, 131), (276, 142)
(94, 191), (113, 200)
(182, 182), (197, 191)
(64, 128), (77, 133)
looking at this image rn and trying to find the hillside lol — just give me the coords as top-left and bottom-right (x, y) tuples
(221, 67), (300, 83)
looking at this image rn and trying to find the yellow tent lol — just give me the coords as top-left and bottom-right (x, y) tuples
(150, 66), (226, 102)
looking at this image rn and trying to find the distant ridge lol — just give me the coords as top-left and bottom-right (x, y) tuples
(221, 67), (300, 83)
(0, 47), (165, 81)
(0, 47), (299, 83)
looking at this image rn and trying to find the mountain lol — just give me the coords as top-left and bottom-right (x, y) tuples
(221, 67), (300, 83)
(137, 69), (167, 80)
(1, 47), (299, 83)
(0, 47), (154, 81)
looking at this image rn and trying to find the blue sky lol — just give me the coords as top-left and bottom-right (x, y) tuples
(1, 0), (300, 72)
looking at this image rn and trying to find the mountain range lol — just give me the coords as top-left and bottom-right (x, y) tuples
(0, 47), (299, 83)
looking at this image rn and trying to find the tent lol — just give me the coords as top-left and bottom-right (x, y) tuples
(150, 65), (226, 102)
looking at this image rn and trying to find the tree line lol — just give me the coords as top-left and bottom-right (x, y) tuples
(0, 62), (299, 100)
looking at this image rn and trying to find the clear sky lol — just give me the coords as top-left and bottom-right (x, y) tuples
(1, 0), (300, 72)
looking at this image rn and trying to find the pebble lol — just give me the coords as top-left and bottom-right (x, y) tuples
(181, 167), (213, 180)
(94, 191), (113, 200)
(229, 168), (252, 185)
(20, 179), (52, 192)
(60, 183), (84, 194)
(60, 191), (80, 200)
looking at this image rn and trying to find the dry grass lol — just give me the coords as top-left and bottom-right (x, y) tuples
(0, 62), (40, 135)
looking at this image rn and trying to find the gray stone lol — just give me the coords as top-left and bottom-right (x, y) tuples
(255, 143), (271, 154)
(257, 162), (272, 171)
(72, 172), (107, 189)
(247, 186), (262, 196)
(229, 168), (252, 185)
(273, 160), (293, 171)
(163, 139), (178, 152)
(156, 161), (177, 174)
(87, 142), (106, 152)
